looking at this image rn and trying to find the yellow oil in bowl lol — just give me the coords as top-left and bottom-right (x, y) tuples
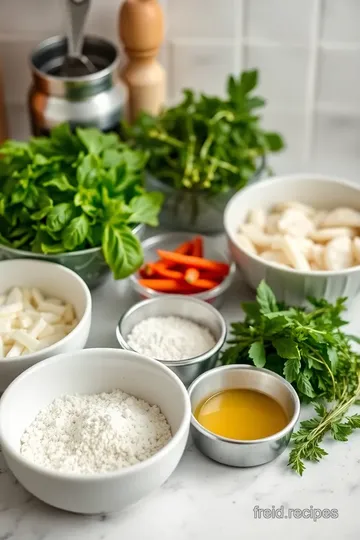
(194, 388), (288, 440)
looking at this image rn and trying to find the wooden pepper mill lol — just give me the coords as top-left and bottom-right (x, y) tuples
(119, 0), (166, 122)
(0, 62), (8, 143)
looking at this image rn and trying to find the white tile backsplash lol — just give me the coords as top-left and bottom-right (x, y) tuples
(245, 0), (313, 45)
(322, 0), (360, 43)
(313, 112), (360, 181)
(169, 42), (234, 100)
(317, 49), (360, 106)
(167, 0), (236, 40)
(0, 0), (64, 35)
(0, 0), (360, 177)
(246, 46), (309, 107)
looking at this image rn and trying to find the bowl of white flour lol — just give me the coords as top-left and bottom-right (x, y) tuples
(0, 348), (191, 514)
(116, 295), (227, 386)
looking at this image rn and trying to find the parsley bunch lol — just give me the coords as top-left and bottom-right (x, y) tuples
(220, 281), (360, 475)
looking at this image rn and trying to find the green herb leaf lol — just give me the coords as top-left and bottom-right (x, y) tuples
(273, 337), (300, 360)
(240, 69), (258, 94)
(43, 174), (75, 192)
(62, 214), (89, 251)
(46, 203), (75, 232)
(127, 192), (164, 227)
(256, 280), (278, 314)
(296, 372), (316, 399)
(248, 341), (266, 368)
(241, 301), (261, 322)
(283, 356), (301, 383)
(264, 132), (285, 152)
(102, 223), (143, 279)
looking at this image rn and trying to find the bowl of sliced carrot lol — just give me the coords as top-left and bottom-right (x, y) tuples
(130, 233), (235, 308)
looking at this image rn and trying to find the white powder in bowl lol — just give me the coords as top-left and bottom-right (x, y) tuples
(20, 390), (171, 474)
(126, 315), (216, 361)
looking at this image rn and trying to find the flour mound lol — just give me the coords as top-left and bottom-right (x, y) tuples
(20, 390), (172, 473)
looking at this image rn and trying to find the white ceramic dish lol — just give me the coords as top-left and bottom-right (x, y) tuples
(224, 174), (360, 306)
(0, 259), (92, 391)
(0, 348), (191, 514)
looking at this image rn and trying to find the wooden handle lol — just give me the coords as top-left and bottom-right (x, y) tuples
(119, 0), (166, 122)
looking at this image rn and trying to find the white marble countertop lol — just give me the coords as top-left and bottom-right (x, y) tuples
(1, 254), (360, 540)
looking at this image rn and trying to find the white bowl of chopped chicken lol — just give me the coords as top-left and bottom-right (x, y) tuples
(224, 174), (360, 306)
(0, 259), (91, 390)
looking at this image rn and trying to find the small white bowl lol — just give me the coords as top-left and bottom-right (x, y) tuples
(224, 174), (360, 306)
(0, 259), (92, 391)
(0, 348), (191, 514)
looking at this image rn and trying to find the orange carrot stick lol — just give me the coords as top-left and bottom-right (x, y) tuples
(155, 239), (194, 270)
(146, 262), (183, 280)
(175, 240), (193, 255)
(157, 250), (229, 274)
(192, 236), (203, 257)
(138, 279), (195, 293)
(198, 270), (227, 281)
(190, 278), (219, 290)
(184, 268), (200, 284)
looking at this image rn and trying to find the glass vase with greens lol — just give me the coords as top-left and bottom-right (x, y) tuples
(120, 69), (285, 234)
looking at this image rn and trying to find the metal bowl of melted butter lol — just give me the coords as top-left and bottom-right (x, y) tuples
(188, 364), (300, 467)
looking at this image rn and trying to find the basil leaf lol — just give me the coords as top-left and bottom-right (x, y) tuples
(127, 192), (164, 226)
(102, 223), (143, 279)
(0, 122), (161, 278)
(62, 214), (89, 251)
(77, 154), (100, 187)
(46, 203), (75, 232)
(43, 174), (75, 192)
(77, 127), (107, 155)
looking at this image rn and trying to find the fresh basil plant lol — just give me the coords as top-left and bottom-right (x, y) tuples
(0, 124), (163, 279)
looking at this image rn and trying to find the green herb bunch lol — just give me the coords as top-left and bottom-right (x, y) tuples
(220, 281), (360, 475)
(0, 124), (163, 279)
(120, 70), (284, 196)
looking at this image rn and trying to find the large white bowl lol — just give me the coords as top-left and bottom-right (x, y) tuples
(0, 348), (191, 514)
(0, 259), (92, 391)
(224, 174), (360, 306)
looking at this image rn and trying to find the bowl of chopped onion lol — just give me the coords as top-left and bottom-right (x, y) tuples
(224, 174), (360, 306)
(0, 259), (92, 391)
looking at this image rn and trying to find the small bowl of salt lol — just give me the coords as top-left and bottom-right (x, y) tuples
(116, 295), (227, 386)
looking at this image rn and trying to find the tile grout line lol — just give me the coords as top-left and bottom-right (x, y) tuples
(304, 0), (322, 165)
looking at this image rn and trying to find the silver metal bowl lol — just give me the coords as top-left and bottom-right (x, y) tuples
(116, 295), (227, 387)
(188, 365), (300, 467)
(0, 223), (145, 290)
(129, 232), (236, 309)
